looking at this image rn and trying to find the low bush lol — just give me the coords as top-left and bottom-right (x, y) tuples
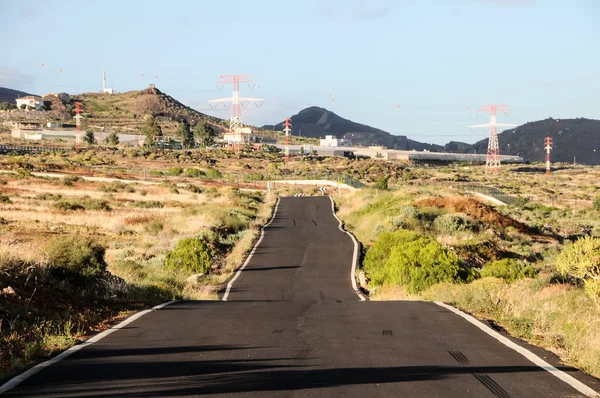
(186, 184), (203, 194)
(99, 181), (135, 193)
(207, 168), (222, 179)
(364, 230), (475, 293)
(433, 213), (476, 234)
(52, 198), (111, 212)
(185, 168), (205, 178)
(130, 200), (164, 209)
(149, 170), (163, 177)
(35, 193), (63, 201)
(165, 237), (213, 274)
(46, 235), (107, 278)
(144, 219), (164, 234)
(554, 236), (600, 301)
(481, 258), (537, 282)
(0, 195), (11, 203)
(63, 175), (81, 186)
(593, 196), (600, 211)
(167, 167), (184, 176)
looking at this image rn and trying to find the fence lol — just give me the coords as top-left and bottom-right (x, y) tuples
(456, 183), (518, 205)
(0, 144), (71, 155)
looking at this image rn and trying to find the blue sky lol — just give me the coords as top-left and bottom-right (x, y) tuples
(1, 0), (598, 144)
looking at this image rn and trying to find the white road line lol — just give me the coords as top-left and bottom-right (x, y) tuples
(329, 196), (366, 301)
(222, 198), (281, 301)
(434, 301), (599, 398)
(0, 300), (178, 395)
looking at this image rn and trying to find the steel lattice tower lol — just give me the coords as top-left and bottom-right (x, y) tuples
(470, 104), (516, 172)
(209, 74), (263, 148)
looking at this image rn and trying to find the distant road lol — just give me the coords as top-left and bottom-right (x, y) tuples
(3, 197), (598, 397)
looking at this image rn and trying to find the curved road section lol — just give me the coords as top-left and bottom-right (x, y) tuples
(3, 197), (598, 397)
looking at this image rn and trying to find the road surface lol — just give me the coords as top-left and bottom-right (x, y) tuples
(3, 197), (598, 397)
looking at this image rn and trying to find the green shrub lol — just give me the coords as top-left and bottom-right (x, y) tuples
(149, 170), (163, 177)
(167, 167), (184, 176)
(555, 237), (600, 300)
(185, 168), (205, 178)
(130, 200), (164, 209)
(433, 213), (475, 234)
(140, 189), (148, 196)
(481, 259), (537, 281)
(593, 196), (600, 211)
(364, 230), (474, 293)
(165, 237), (213, 274)
(170, 187), (179, 194)
(374, 176), (389, 190)
(0, 195), (11, 203)
(52, 200), (85, 211)
(207, 168), (222, 179)
(186, 184), (203, 194)
(144, 219), (164, 234)
(52, 198), (111, 212)
(99, 181), (135, 193)
(46, 236), (107, 278)
(63, 175), (81, 186)
(36, 192), (63, 201)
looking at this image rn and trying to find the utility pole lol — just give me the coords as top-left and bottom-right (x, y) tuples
(470, 104), (516, 173)
(545, 136), (553, 175)
(74, 102), (83, 151)
(209, 74), (263, 152)
(284, 117), (292, 162)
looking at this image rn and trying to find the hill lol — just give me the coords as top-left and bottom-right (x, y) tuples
(0, 87), (37, 103)
(466, 118), (600, 165)
(73, 85), (227, 135)
(262, 106), (444, 151)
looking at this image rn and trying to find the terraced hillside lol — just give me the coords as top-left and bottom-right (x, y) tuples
(73, 85), (227, 135)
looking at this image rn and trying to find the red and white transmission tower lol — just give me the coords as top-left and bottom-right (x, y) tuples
(74, 102), (83, 151)
(470, 104), (516, 172)
(284, 117), (292, 162)
(209, 74), (263, 149)
(545, 136), (553, 175)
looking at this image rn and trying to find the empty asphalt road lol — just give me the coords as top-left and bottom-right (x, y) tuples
(3, 197), (599, 397)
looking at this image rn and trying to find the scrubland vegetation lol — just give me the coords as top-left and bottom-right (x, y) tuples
(0, 167), (273, 380)
(336, 165), (600, 378)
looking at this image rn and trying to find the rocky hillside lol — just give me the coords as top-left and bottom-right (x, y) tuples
(73, 85), (226, 135)
(0, 87), (37, 104)
(262, 107), (443, 151)
(462, 118), (600, 165)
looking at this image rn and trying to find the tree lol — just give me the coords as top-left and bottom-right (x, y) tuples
(20, 104), (27, 110)
(194, 122), (215, 147)
(84, 130), (95, 145)
(107, 131), (119, 146)
(177, 120), (194, 148)
(143, 115), (162, 146)
(0, 102), (10, 111)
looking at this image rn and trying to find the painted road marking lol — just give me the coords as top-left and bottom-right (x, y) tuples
(329, 196), (366, 301)
(0, 300), (178, 394)
(222, 198), (281, 301)
(435, 301), (599, 397)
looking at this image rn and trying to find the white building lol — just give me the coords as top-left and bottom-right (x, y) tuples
(223, 127), (253, 145)
(319, 135), (347, 147)
(16, 96), (43, 111)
